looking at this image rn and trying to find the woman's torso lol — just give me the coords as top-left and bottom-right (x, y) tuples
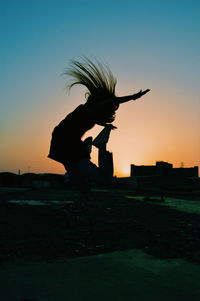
(48, 104), (95, 164)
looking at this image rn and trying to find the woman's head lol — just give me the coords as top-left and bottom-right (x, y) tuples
(64, 57), (118, 125)
(86, 92), (119, 125)
(64, 56), (117, 102)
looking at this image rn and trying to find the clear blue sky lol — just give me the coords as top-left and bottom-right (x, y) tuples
(1, 0), (200, 175)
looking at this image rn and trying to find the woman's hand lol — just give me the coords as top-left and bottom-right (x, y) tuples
(132, 89), (151, 100)
(116, 89), (150, 104)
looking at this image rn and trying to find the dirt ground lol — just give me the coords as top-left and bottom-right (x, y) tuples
(0, 187), (200, 264)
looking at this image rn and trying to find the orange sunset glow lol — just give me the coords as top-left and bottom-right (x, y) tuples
(1, 87), (199, 177)
(1, 1), (199, 177)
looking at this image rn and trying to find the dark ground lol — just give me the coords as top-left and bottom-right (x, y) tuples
(0, 188), (200, 264)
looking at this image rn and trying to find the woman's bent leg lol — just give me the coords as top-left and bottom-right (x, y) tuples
(98, 148), (113, 181)
(64, 125), (116, 190)
(64, 155), (113, 191)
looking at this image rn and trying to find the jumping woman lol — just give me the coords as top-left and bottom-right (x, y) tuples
(48, 57), (150, 191)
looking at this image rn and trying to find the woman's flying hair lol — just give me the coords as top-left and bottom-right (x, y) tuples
(64, 57), (117, 102)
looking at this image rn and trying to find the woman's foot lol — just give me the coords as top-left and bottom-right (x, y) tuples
(92, 124), (117, 149)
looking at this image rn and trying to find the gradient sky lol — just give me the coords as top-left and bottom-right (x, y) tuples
(1, 0), (200, 176)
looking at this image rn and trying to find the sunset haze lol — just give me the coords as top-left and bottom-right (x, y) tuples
(1, 0), (199, 176)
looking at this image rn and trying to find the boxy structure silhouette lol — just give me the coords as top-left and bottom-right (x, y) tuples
(130, 161), (199, 195)
(131, 161), (198, 177)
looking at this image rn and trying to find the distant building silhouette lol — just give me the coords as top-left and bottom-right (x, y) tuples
(131, 161), (198, 178)
(0, 172), (68, 188)
(128, 162), (200, 196)
(0, 172), (19, 187)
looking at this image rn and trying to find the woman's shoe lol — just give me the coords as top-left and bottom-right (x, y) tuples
(92, 124), (117, 149)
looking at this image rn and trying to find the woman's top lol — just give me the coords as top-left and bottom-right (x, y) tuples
(48, 104), (96, 165)
(48, 99), (118, 167)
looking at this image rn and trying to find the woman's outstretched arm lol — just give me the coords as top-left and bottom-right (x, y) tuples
(115, 89), (150, 104)
(86, 89), (150, 117)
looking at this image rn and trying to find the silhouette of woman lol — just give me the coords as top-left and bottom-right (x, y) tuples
(48, 57), (150, 191)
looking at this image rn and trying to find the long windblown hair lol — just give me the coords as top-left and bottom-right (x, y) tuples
(64, 57), (117, 101)
(64, 57), (119, 124)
